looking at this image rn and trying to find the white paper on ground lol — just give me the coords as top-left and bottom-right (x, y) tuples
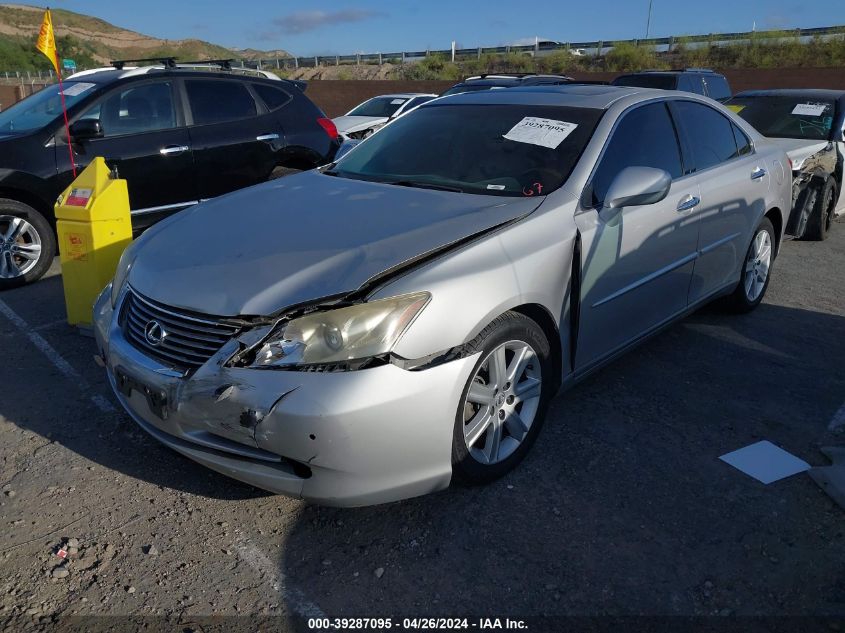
(791, 103), (828, 117)
(63, 82), (96, 97)
(719, 440), (811, 484)
(503, 117), (578, 149)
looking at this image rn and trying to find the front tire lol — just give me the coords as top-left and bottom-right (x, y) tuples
(452, 312), (554, 484)
(725, 217), (775, 313)
(0, 199), (56, 289)
(803, 178), (836, 241)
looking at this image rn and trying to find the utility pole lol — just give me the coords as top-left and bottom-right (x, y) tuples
(645, 0), (654, 39)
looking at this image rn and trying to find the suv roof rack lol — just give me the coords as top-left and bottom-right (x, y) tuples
(466, 73), (572, 80)
(634, 67), (717, 74)
(111, 57), (176, 70)
(109, 58), (283, 82)
(176, 59), (234, 70)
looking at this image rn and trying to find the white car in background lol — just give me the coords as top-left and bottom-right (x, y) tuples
(333, 93), (437, 140)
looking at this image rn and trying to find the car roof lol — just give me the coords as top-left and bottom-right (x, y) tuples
(734, 88), (845, 101)
(431, 84), (656, 110)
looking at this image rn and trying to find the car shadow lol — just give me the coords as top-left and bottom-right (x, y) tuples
(273, 303), (845, 621)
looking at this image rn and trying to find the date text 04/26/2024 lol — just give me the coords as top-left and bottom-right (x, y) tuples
(307, 618), (529, 630)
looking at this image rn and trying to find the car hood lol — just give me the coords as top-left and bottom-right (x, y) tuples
(768, 137), (830, 168)
(128, 170), (542, 316)
(333, 115), (387, 134)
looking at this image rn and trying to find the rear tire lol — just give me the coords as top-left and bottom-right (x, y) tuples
(452, 312), (554, 484)
(0, 199), (56, 289)
(803, 178), (836, 241)
(724, 217), (775, 313)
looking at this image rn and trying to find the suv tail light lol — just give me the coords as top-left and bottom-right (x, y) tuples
(317, 117), (339, 140)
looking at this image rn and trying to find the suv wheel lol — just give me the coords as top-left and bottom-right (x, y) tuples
(0, 199), (56, 289)
(452, 312), (553, 484)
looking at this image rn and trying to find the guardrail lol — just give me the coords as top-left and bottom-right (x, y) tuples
(239, 24), (845, 71)
(2, 24), (843, 77)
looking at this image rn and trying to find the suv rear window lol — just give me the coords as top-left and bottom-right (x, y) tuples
(186, 80), (257, 125)
(253, 83), (291, 111)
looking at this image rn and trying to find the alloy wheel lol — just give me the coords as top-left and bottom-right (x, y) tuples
(462, 340), (542, 465)
(0, 216), (42, 279)
(743, 229), (772, 302)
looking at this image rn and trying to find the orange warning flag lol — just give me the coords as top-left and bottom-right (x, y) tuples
(36, 9), (59, 74)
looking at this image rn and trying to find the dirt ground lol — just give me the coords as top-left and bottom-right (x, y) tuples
(0, 213), (843, 632)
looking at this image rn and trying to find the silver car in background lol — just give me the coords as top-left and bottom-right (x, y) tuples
(94, 85), (790, 506)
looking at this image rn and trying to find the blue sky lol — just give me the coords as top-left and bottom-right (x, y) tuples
(37, 0), (845, 56)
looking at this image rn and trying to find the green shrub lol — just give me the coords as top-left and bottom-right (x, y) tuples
(604, 42), (664, 71)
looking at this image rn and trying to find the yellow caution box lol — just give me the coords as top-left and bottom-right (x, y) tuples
(55, 157), (132, 327)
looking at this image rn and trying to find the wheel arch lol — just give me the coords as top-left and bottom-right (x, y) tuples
(765, 206), (784, 256)
(0, 185), (56, 230)
(509, 303), (563, 390)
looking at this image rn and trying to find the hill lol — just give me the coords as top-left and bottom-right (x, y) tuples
(0, 4), (290, 71)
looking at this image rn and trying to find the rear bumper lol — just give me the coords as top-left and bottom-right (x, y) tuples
(94, 286), (478, 507)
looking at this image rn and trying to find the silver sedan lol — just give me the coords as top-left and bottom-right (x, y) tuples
(94, 85), (791, 506)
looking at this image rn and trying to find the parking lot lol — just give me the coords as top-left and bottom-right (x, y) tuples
(0, 214), (843, 629)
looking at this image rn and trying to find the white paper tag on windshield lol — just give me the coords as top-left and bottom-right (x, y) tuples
(503, 117), (578, 149)
(390, 98), (407, 105)
(792, 103), (828, 117)
(62, 83), (95, 97)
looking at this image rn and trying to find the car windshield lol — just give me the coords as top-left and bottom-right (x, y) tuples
(330, 103), (603, 197)
(727, 95), (836, 141)
(347, 97), (409, 118)
(612, 75), (676, 90)
(0, 81), (98, 135)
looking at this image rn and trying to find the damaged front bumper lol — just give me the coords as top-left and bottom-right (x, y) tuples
(93, 287), (478, 507)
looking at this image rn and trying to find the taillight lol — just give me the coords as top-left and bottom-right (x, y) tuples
(317, 117), (338, 140)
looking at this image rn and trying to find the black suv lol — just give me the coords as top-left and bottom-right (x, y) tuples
(441, 73), (576, 96)
(0, 60), (340, 287)
(612, 68), (732, 101)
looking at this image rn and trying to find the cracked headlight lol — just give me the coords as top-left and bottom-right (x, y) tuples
(110, 242), (138, 307)
(251, 292), (430, 368)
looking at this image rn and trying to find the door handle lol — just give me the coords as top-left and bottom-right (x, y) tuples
(751, 167), (767, 180)
(256, 133), (280, 142)
(677, 194), (700, 212)
(159, 145), (189, 156)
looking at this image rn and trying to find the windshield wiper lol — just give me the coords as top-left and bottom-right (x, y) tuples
(388, 180), (463, 193)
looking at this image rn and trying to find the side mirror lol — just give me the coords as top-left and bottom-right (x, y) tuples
(600, 166), (672, 222)
(69, 119), (103, 142)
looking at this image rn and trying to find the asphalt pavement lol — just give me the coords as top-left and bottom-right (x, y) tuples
(0, 216), (843, 632)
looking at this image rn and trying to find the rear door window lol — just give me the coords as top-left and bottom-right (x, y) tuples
(589, 102), (683, 207)
(673, 100), (740, 171)
(732, 123), (752, 156)
(185, 80), (257, 125)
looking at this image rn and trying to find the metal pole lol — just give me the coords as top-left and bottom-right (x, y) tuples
(378, 52), (382, 65)
(451, 41), (456, 63)
(645, 0), (653, 39)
